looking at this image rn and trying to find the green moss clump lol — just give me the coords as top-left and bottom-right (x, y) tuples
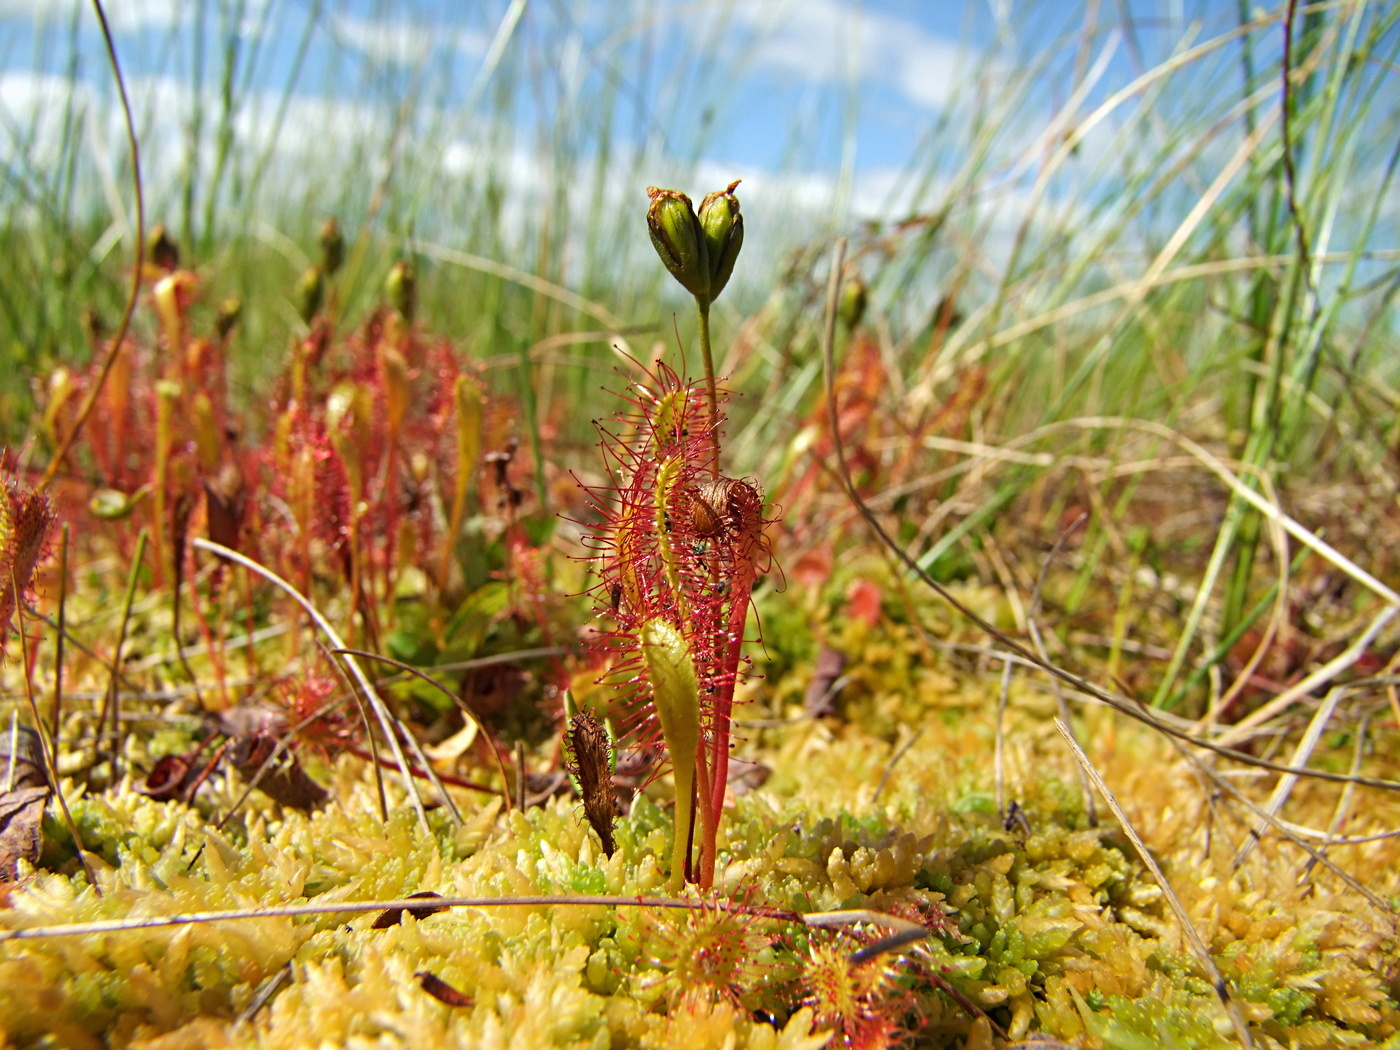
(3, 593), (1397, 1048)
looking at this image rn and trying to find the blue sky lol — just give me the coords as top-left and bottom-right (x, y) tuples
(2, 0), (1394, 297)
(2, 0), (1265, 190)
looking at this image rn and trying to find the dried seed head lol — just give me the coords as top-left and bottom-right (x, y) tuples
(565, 709), (617, 857)
(0, 475), (57, 650)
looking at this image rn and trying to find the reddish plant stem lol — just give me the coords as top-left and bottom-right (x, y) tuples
(698, 552), (757, 887)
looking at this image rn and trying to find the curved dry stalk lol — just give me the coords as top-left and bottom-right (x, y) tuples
(0, 891), (922, 945)
(10, 585), (102, 895)
(49, 525), (69, 739)
(415, 240), (626, 331)
(931, 249), (1400, 380)
(1150, 711), (1396, 917)
(37, 0), (144, 493)
(892, 410), (1391, 727)
(1079, 416), (1400, 609)
(1215, 607), (1397, 749)
(331, 647), (514, 813)
(191, 538), (457, 832)
(1299, 713), (1367, 886)
(1054, 720), (1256, 1049)
(914, 72), (1282, 405)
(1152, 447), (1288, 713)
(994, 655), (1014, 817)
(817, 239), (1400, 798)
(1027, 514), (1095, 825)
(1232, 655), (1393, 869)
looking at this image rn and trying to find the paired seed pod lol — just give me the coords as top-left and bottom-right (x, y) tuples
(646, 181), (744, 306)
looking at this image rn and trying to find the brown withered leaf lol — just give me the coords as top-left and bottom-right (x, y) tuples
(415, 971), (473, 1007)
(371, 891), (448, 929)
(459, 663), (526, 721)
(142, 733), (224, 802)
(727, 759), (771, 796)
(804, 647), (848, 716)
(0, 725), (50, 881)
(564, 710), (616, 857)
(143, 751), (203, 802)
(523, 770), (570, 809)
(0, 786), (49, 881)
(228, 734), (330, 812)
(203, 462), (246, 551)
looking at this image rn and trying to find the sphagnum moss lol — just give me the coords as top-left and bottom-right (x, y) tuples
(4, 158), (1398, 1048)
(6, 640), (1396, 1050)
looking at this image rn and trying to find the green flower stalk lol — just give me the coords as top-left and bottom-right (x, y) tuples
(645, 182), (744, 473)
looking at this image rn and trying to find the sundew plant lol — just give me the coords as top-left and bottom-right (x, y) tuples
(577, 183), (772, 890)
(0, 1), (1399, 1048)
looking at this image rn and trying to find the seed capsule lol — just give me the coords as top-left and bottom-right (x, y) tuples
(295, 265), (324, 323)
(385, 259), (416, 321)
(319, 216), (345, 276)
(646, 186), (710, 300)
(697, 180), (743, 302)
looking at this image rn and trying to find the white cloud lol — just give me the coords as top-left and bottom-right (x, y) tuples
(0, 71), (94, 167)
(727, 0), (968, 112)
(328, 12), (488, 68)
(7, 0), (266, 34)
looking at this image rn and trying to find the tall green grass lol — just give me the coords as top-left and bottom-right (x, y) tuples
(4, 0), (1398, 716)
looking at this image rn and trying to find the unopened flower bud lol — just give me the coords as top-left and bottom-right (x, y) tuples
(646, 187), (709, 300)
(82, 307), (105, 345)
(89, 486), (147, 521)
(696, 180), (743, 302)
(385, 259), (416, 321)
(295, 265), (324, 324)
(149, 223), (179, 272)
(215, 297), (242, 340)
(839, 275), (867, 331)
(319, 216), (345, 276)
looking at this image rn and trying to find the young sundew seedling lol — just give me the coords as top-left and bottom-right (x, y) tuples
(577, 183), (771, 891)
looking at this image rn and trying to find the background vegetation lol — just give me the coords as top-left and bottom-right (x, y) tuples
(0, 1), (1398, 1047)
